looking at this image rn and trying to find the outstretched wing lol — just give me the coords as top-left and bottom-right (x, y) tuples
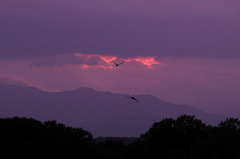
(112, 60), (117, 65)
(118, 61), (124, 65)
(127, 96), (140, 102)
(133, 97), (140, 102)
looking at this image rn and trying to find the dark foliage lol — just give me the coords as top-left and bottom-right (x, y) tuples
(132, 115), (240, 159)
(0, 117), (94, 158)
(95, 137), (137, 145)
(1, 115), (240, 159)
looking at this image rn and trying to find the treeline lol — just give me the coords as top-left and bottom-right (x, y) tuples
(1, 115), (240, 159)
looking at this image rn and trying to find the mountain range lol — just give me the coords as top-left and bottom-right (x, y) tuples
(0, 85), (227, 137)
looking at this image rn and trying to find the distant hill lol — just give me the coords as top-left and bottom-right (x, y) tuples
(0, 85), (227, 137)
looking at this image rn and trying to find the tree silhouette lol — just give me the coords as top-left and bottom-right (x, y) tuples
(0, 117), (94, 158)
(137, 115), (207, 158)
(2, 115), (240, 159)
(219, 117), (240, 131)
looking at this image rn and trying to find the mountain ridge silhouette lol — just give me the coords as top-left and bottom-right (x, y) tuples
(0, 84), (227, 137)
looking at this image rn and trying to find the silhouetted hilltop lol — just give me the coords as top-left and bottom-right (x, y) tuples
(0, 84), (227, 137)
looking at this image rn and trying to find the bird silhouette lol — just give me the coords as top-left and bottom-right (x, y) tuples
(112, 60), (124, 67)
(127, 96), (139, 102)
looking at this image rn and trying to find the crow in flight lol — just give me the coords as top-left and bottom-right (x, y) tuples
(112, 60), (124, 67)
(127, 96), (140, 102)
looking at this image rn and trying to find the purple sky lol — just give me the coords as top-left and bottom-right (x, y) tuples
(1, 0), (240, 116)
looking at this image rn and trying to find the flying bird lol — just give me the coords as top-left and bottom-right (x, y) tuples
(127, 96), (140, 102)
(112, 60), (124, 67)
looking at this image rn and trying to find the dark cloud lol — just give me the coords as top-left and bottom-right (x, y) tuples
(28, 54), (86, 67)
(28, 54), (104, 67)
(0, 0), (240, 60)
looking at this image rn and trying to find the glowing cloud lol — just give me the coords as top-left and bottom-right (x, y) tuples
(73, 53), (164, 69)
(99, 56), (117, 64)
(125, 57), (164, 68)
(81, 64), (92, 69)
(1, 56), (240, 116)
(73, 53), (117, 63)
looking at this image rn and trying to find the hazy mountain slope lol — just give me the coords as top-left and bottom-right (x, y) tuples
(0, 85), (227, 137)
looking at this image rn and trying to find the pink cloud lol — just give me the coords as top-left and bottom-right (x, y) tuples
(0, 56), (240, 116)
(98, 55), (117, 64)
(73, 53), (163, 69)
(0, 74), (47, 91)
(125, 57), (164, 68)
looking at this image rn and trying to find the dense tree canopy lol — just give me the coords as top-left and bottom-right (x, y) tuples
(1, 115), (240, 159)
(0, 117), (94, 158)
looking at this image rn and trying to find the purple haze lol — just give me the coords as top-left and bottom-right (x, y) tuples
(0, 0), (240, 121)
(0, 0), (240, 59)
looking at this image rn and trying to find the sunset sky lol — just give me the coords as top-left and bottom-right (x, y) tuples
(1, 0), (240, 116)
